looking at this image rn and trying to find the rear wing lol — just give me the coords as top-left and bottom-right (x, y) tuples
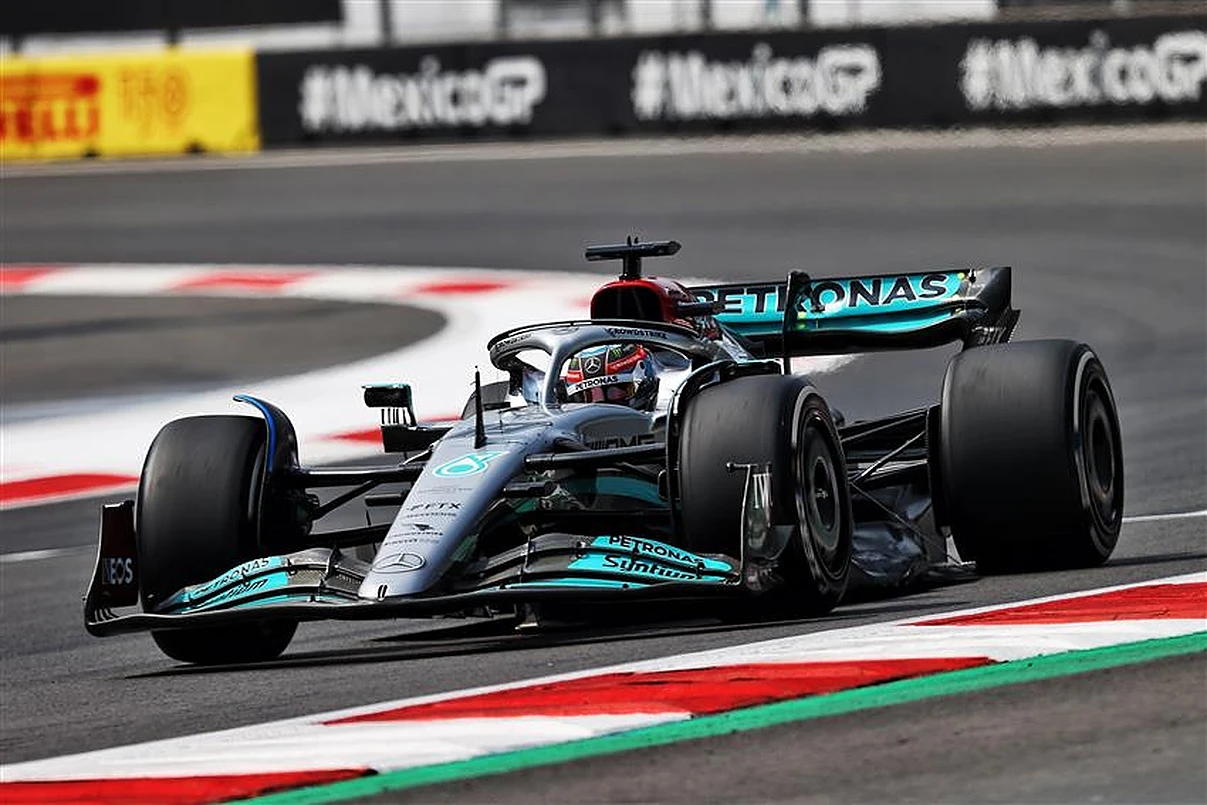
(689, 266), (1018, 356)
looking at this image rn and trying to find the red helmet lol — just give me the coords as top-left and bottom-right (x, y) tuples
(563, 344), (659, 410)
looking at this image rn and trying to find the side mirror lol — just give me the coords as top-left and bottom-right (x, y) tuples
(364, 383), (413, 410)
(364, 383), (417, 429)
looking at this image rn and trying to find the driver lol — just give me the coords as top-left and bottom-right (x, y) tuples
(562, 344), (659, 410)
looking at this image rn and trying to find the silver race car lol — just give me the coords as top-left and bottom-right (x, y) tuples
(85, 239), (1124, 664)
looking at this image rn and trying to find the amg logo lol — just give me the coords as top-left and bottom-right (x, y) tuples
(586, 433), (656, 450)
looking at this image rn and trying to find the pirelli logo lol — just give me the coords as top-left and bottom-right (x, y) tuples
(2, 49), (259, 161)
(0, 73), (102, 144)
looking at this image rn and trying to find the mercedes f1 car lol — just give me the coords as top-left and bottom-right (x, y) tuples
(85, 239), (1124, 664)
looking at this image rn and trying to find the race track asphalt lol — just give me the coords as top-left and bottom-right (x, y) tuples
(1, 131), (1204, 801)
(1, 295), (443, 408)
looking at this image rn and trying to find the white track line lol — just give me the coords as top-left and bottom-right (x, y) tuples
(1122, 509), (1207, 524)
(3, 123), (1202, 179)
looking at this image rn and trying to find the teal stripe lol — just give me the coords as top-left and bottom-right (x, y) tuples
(231, 631), (1206, 805)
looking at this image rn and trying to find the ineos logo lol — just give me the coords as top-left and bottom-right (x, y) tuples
(103, 557), (134, 585)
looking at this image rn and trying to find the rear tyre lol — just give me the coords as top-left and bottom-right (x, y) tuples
(678, 374), (851, 616)
(137, 415), (296, 664)
(940, 340), (1124, 573)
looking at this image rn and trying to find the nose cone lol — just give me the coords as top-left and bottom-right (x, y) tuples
(358, 444), (523, 600)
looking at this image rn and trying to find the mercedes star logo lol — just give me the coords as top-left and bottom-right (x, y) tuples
(376, 550), (427, 573)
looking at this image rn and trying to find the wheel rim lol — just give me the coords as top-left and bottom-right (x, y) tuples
(811, 456), (837, 533)
(799, 416), (845, 573)
(1082, 382), (1121, 530)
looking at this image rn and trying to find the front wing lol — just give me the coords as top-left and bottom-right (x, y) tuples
(84, 503), (743, 637)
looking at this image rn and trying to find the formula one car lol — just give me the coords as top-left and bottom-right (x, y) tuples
(85, 239), (1124, 664)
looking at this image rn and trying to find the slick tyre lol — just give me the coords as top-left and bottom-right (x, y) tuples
(678, 374), (851, 617)
(939, 340), (1123, 573)
(137, 415), (296, 664)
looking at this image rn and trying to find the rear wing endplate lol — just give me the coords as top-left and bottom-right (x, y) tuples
(689, 266), (1017, 356)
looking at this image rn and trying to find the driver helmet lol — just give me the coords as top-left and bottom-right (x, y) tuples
(563, 343), (659, 410)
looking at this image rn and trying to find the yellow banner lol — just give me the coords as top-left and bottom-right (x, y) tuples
(1, 49), (259, 161)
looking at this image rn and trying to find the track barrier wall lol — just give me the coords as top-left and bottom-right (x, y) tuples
(256, 13), (1206, 147)
(0, 49), (260, 160)
(2, 14), (1202, 160)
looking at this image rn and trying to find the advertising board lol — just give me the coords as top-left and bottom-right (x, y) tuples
(1, 49), (259, 160)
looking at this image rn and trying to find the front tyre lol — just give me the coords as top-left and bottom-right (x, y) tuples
(678, 374), (852, 616)
(939, 340), (1124, 572)
(137, 415), (297, 664)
